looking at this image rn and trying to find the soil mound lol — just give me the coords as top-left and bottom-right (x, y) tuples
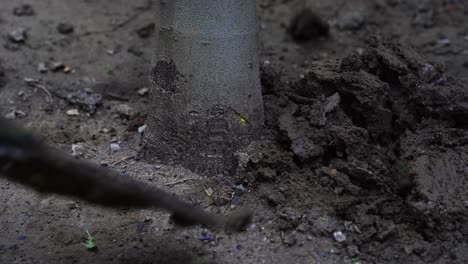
(242, 38), (468, 262)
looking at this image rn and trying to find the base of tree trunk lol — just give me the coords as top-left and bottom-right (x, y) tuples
(143, 0), (264, 175)
(144, 99), (263, 175)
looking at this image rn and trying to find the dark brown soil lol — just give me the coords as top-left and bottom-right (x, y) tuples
(1, 0), (467, 263)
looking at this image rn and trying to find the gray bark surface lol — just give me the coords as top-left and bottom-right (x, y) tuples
(145, 0), (264, 174)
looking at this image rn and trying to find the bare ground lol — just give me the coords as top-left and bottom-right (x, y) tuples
(1, 0), (468, 263)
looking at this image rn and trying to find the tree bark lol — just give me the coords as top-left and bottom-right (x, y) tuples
(144, 0), (264, 174)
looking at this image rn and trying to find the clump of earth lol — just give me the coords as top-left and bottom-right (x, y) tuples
(240, 37), (468, 263)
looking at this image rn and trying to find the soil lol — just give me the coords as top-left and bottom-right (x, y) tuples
(1, 0), (467, 264)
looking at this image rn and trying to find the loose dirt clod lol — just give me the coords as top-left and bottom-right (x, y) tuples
(289, 9), (329, 41)
(67, 89), (102, 114)
(247, 37), (468, 262)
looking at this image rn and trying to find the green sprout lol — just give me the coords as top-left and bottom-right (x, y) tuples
(105, 64), (114, 75)
(82, 230), (96, 250)
(239, 114), (247, 126)
(351, 257), (361, 264)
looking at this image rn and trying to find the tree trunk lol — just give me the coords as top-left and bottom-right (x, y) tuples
(144, 0), (264, 175)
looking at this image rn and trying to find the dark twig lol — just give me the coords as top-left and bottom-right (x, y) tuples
(0, 120), (252, 231)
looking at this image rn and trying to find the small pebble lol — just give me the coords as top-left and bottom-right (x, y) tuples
(63, 65), (72, 73)
(66, 109), (79, 116)
(37, 62), (48, 73)
(110, 143), (121, 153)
(9, 28), (27, 43)
(4, 112), (16, 120)
(137, 87), (149, 96)
(136, 23), (155, 38)
(199, 235), (215, 242)
(4, 110), (26, 120)
(71, 143), (85, 156)
(138, 125), (147, 134)
(333, 231), (346, 242)
(13, 4), (34, 16)
(51, 62), (65, 72)
(115, 104), (133, 118)
(57, 23), (74, 34)
(438, 38), (451, 46)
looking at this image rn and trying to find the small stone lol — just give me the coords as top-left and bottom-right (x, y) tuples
(63, 65), (72, 73)
(50, 62), (65, 72)
(438, 38), (451, 46)
(71, 143), (85, 157)
(9, 28), (27, 43)
(67, 89), (102, 114)
(37, 62), (48, 73)
(333, 231), (346, 242)
(344, 221), (361, 233)
(138, 125), (147, 134)
(110, 143), (121, 153)
(137, 87), (149, 96)
(136, 23), (155, 38)
(23, 77), (39, 84)
(290, 137), (323, 162)
(198, 234), (215, 242)
(115, 104), (133, 118)
(4, 110), (26, 120)
(204, 188), (214, 197)
(106, 49), (118, 55)
(15, 110), (26, 118)
(66, 109), (79, 116)
(57, 23), (74, 34)
(4, 112), (16, 120)
(13, 4), (34, 16)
